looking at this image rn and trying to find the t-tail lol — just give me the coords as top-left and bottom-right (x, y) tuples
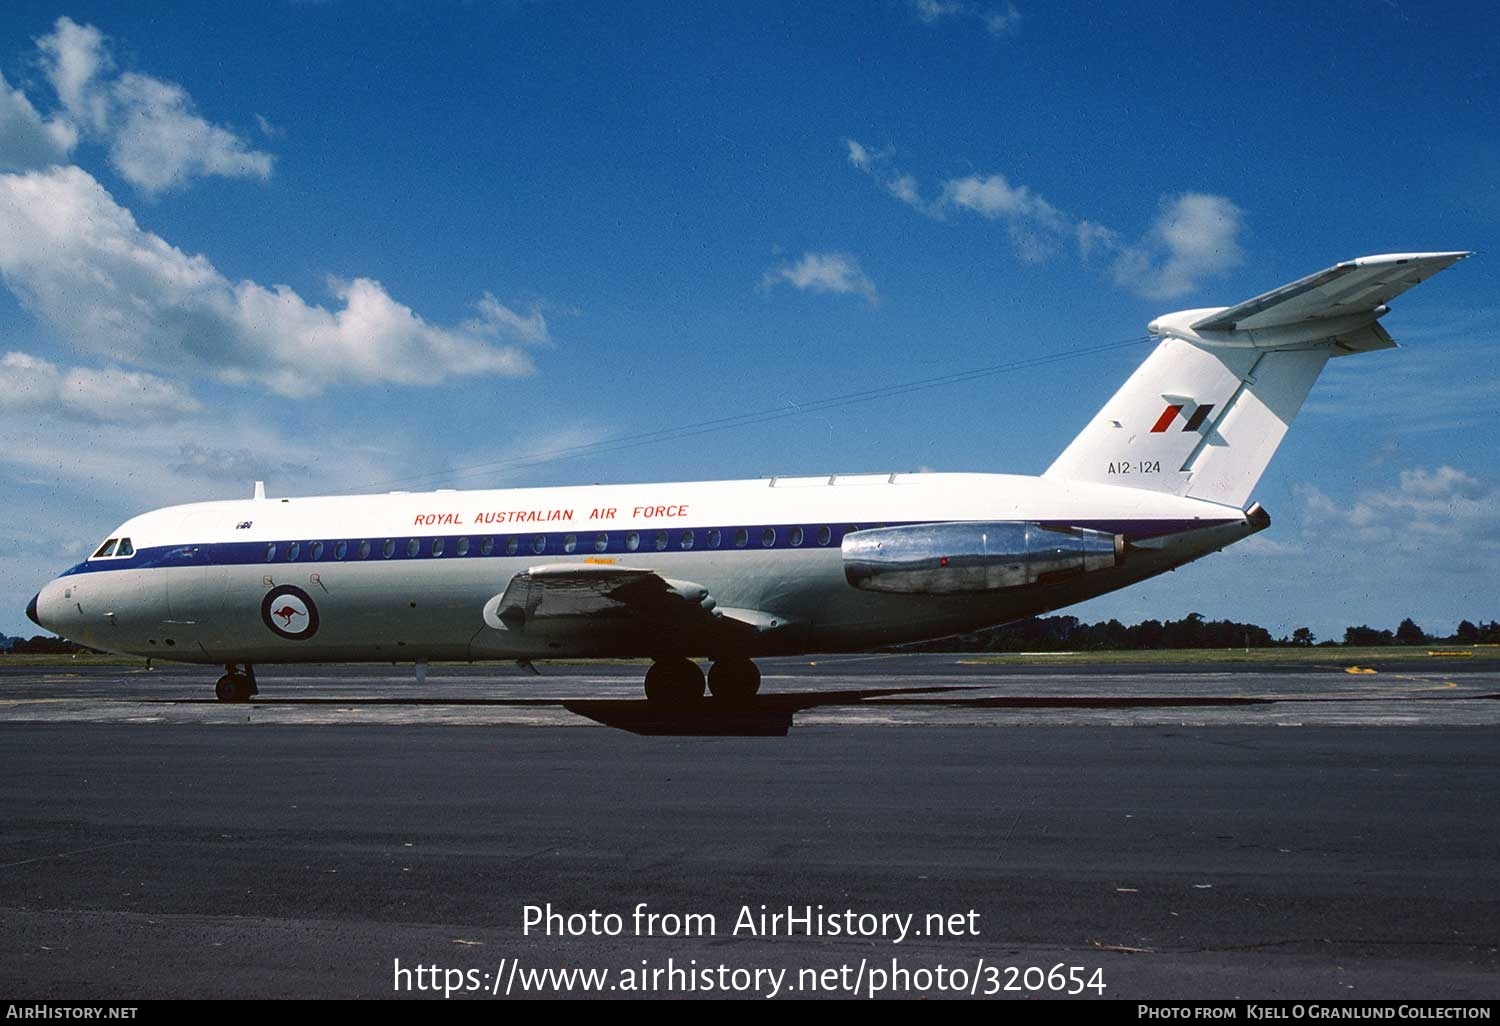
(1045, 251), (1471, 508)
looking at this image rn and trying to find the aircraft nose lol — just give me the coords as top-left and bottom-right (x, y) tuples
(26, 592), (41, 627)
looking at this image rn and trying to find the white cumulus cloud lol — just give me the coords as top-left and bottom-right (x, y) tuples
(761, 252), (879, 305)
(912, 0), (965, 22)
(0, 165), (535, 398)
(105, 73), (274, 194)
(846, 137), (1245, 298)
(0, 350), (202, 423)
(886, 173), (921, 206)
(982, 4), (1023, 35)
(845, 137), (874, 172)
(942, 173), (1055, 221)
(1104, 193), (1245, 300)
(1298, 466), (1498, 544)
(941, 172), (1070, 262)
(0, 71), (76, 171)
(464, 292), (552, 346)
(37, 16), (272, 194)
(846, 138), (927, 214)
(36, 16), (110, 131)
(910, 0), (1021, 36)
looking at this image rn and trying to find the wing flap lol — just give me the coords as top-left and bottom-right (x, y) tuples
(481, 565), (793, 646)
(485, 565), (711, 624)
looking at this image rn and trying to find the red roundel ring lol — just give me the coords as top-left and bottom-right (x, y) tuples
(261, 584), (320, 641)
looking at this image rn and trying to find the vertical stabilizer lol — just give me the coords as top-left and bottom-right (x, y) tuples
(1044, 251), (1469, 508)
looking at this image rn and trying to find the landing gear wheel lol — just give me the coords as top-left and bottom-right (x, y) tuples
(707, 658), (761, 704)
(214, 673), (254, 703)
(643, 657), (705, 706)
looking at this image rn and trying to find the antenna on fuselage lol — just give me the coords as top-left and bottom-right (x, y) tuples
(253, 480), (266, 500)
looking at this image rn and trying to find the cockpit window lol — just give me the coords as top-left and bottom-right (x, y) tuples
(116, 538), (134, 557)
(93, 539), (118, 558)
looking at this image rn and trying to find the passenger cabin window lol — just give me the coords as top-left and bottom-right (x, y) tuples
(532, 534), (547, 554)
(265, 543), (277, 562)
(733, 528), (748, 548)
(93, 539), (118, 558)
(287, 542), (301, 561)
(432, 538), (445, 557)
(359, 540), (372, 559)
(761, 527), (776, 548)
(382, 540), (396, 559)
(707, 528), (721, 548)
(625, 531), (640, 552)
(563, 534), (577, 553)
(504, 537), (519, 556)
(680, 530), (694, 550)
(594, 533), (608, 553)
(406, 538), (421, 557)
(789, 527), (804, 547)
(116, 538), (134, 557)
(335, 541), (348, 560)
(480, 537), (495, 556)
(817, 526), (832, 546)
(311, 541), (324, 560)
(654, 530), (668, 552)
(456, 538), (470, 557)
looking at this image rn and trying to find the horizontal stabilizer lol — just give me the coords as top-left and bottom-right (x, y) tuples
(1192, 252), (1469, 331)
(1148, 251), (1470, 353)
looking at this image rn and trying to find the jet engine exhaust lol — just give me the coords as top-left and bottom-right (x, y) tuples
(842, 522), (1123, 595)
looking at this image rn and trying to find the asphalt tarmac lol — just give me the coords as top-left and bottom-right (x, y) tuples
(2, 655), (1498, 999)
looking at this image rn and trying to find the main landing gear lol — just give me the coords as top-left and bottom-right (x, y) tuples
(214, 663), (258, 703)
(644, 657), (761, 706)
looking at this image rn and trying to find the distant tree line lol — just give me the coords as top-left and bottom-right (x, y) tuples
(1342, 619), (1500, 647)
(0, 634), (98, 655)
(897, 613), (1500, 653)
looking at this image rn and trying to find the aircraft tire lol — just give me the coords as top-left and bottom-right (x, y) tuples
(215, 674), (253, 703)
(707, 658), (761, 704)
(644, 657), (705, 705)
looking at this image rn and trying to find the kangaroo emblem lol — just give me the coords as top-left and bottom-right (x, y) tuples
(260, 585), (321, 641)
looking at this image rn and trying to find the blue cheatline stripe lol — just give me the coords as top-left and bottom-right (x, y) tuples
(55, 517), (1238, 578)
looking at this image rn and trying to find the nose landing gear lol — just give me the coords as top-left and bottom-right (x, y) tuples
(214, 663), (258, 703)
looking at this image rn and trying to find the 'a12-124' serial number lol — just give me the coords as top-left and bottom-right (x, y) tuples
(1107, 461), (1161, 475)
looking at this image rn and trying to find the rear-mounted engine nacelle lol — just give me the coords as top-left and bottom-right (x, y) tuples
(842, 522), (1124, 594)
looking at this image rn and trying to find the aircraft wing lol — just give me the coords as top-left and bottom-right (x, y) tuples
(481, 564), (792, 644)
(1190, 252), (1469, 332)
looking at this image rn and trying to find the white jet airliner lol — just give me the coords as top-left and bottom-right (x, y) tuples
(28, 252), (1469, 704)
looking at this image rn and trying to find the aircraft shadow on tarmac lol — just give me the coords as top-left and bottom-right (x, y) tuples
(185, 686), (1281, 737)
(566, 690), (1279, 736)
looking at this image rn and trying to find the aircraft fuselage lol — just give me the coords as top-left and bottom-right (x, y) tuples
(30, 471), (1259, 664)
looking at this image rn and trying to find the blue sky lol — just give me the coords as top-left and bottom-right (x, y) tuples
(1, 1), (1495, 642)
